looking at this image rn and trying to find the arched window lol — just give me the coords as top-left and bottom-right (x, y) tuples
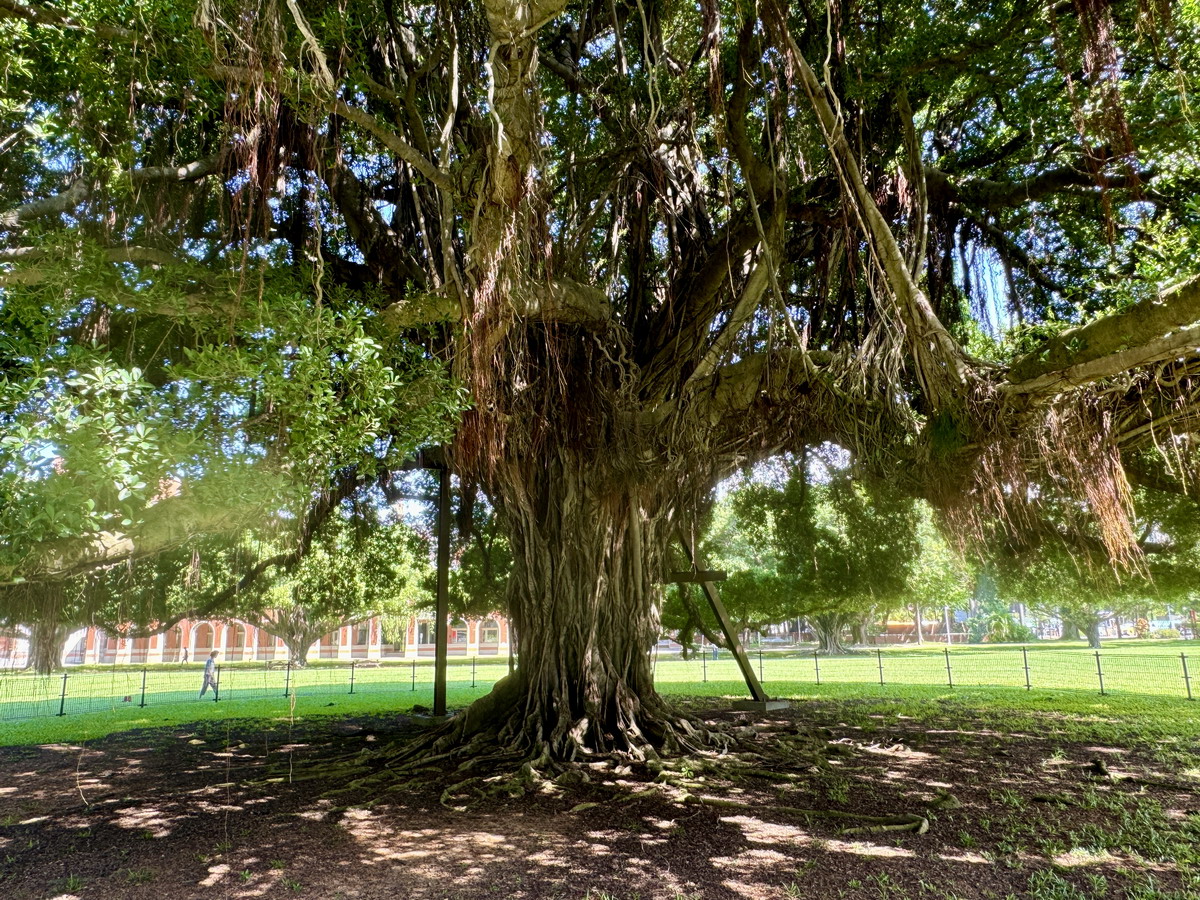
(194, 623), (214, 651)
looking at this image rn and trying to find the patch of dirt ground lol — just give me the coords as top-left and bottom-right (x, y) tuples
(1, 699), (1197, 899)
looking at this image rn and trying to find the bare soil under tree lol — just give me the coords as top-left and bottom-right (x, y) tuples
(1, 698), (1195, 900)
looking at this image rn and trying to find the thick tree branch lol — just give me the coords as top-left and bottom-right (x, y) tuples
(0, 0), (133, 41)
(377, 278), (611, 331)
(0, 245), (186, 286)
(0, 496), (271, 586)
(331, 100), (450, 191)
(0, 154), (225, 231)
(1007, 276), (1200, 393)
(926, 164), (1152, 210)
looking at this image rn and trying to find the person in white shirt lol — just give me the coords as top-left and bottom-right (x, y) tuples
(199, 650), (219, 698)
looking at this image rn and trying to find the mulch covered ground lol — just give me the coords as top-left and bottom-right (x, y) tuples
(0, 699), (1196, 899)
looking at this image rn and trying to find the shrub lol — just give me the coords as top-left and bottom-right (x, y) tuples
(1153, 628), (1181, 640)
(968, 613), (1037, 644)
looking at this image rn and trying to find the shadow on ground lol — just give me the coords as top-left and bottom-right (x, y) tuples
(0, 699), (1196, 899)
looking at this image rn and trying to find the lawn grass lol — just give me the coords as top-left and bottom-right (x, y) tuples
(2, 638), (1197, 747)
(658, 639), (1199, 700)
(0, 681), (494, 746)
(3, 668), (1199, 749)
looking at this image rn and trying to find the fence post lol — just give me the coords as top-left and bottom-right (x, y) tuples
(139, 667), (148, 708)
(213, 665), (221, 702)
(1095, 651), (1106, 696)
(57, 673), (68, 716)
(349, 661), (356, 695)
(284, 661), (291, 698)
(472, 656), (477, 689)
(876, 649), (885, 686)
(944, 648), (953, 688)
(813, 648), (821, 685)
(1022, 647), (1031, 691)
(1182, 653), (1194, 701)
(702, 649), (708, 683)
(411, 659), (417, 691)
(758, 647), (764, 682)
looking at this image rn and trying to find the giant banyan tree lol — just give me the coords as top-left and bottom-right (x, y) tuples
(1, 0), (1199, 760)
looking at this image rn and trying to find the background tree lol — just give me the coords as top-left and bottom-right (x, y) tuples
(662, 476), (790, 655)
(235, 515), (429, 665)
(774, 458), (921, 653)
(905, 510), (974, 644)
(990, 484), (1200, 648)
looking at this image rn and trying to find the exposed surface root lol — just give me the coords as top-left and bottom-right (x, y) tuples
(256, 696), (928, 841)
(682, 795), (930, 834)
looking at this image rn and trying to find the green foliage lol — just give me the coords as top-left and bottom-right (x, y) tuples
(0, 281), (464, 569)
(236, 514), (430, 662)
(966, 611), (1036, 644)
(666, 450), (962, 651)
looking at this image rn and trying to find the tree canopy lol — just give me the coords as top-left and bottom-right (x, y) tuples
(2, 0), (1200, 760)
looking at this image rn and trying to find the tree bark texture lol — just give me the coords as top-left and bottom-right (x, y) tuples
(28, 621), (70, 675)
(487, 452), (685, 758)
(813, 615), (850, 655)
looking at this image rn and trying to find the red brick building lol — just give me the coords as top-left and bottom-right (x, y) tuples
(2, 615), (510, 668)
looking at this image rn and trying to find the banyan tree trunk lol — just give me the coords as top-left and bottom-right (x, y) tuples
(480, 455), (691, 760)
(28, 621), (69, 675)
(851, 621), (869, 646)
(1084, 619), (1102, 650)
(813, 617), (849, 655)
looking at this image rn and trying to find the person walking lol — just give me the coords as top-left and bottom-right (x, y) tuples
(199, 650), (219, 698)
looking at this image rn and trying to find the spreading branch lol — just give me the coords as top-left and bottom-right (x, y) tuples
(0, 0), (133, 41)
(1007, 276), (1200, 393)
(0, 154), (225, 231)
(0, 495), (271, 586)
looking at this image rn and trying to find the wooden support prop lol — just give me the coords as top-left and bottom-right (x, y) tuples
(676, 531), (781, 708)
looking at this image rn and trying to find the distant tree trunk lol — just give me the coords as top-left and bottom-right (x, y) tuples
(913, 604), (924, 645)
(812, 615), (850, 654)
(28, 621), (71, 675)
(252, 618), (325, 666)
(851, 621), (869, 646)
(1084, 619), (1102, 649)
(1058, 615), (1081, 640)
(285, 636), (317, 666)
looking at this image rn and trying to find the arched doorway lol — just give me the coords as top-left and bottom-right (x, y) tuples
(194, 623), (215, 655)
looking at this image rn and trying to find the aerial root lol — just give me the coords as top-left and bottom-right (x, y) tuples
(682, 795), (930, 835)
